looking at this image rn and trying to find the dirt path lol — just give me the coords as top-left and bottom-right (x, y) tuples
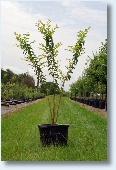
(70, 100), (107, 118)
(1, 99), (44, 118)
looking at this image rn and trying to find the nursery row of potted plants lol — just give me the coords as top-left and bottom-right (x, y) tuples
(1, 82), (45, 107)
(70, 97), (107, 111)
(1, 95), (45, 107)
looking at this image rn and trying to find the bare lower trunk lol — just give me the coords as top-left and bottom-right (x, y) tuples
(37, 71), (40, 91)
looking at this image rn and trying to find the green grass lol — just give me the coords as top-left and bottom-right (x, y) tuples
(1, 96), (107, 161)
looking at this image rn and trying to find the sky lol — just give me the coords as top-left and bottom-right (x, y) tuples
(1, 0), (107, 91)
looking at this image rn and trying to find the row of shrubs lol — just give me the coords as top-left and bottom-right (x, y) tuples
(1, 83), (45, 106)
(1, 96), (45, 106)
(70, 97), (107, 111)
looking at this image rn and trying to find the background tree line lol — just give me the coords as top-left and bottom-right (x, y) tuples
(1, 69), (35, 88)
(1, 68), (61, 99)
(70, 39), (107, 101)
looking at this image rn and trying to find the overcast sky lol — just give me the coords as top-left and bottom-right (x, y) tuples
(1, 0), (107, 91)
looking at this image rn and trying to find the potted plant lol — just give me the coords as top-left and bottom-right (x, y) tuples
(14, 20), (90, 146)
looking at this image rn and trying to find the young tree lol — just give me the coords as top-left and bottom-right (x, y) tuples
(14, 19), (90, 125)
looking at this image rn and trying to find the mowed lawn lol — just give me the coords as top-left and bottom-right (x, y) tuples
(1, 96), (107, 161)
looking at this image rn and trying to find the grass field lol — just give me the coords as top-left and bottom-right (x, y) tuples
(1, 96), (107, 161)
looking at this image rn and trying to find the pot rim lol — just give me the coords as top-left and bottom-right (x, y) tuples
(38, 124), (69, 128)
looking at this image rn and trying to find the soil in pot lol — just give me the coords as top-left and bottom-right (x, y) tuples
(38, 124), (69, 146)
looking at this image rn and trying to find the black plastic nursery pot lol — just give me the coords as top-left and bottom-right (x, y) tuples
(89, 100), (94, 106)
(86, 99), (90, 105)
(38, 124), (69, 146)
(105, 102), (107, 111)
(93, 99), (99, 108)
(80, 98), (84, 103)
(99, 100), (105, 109)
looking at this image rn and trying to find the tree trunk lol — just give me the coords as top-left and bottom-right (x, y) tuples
(105, 83), (107, 101)
(37, 71), (40, 91)
(96, 81), (98, 99)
